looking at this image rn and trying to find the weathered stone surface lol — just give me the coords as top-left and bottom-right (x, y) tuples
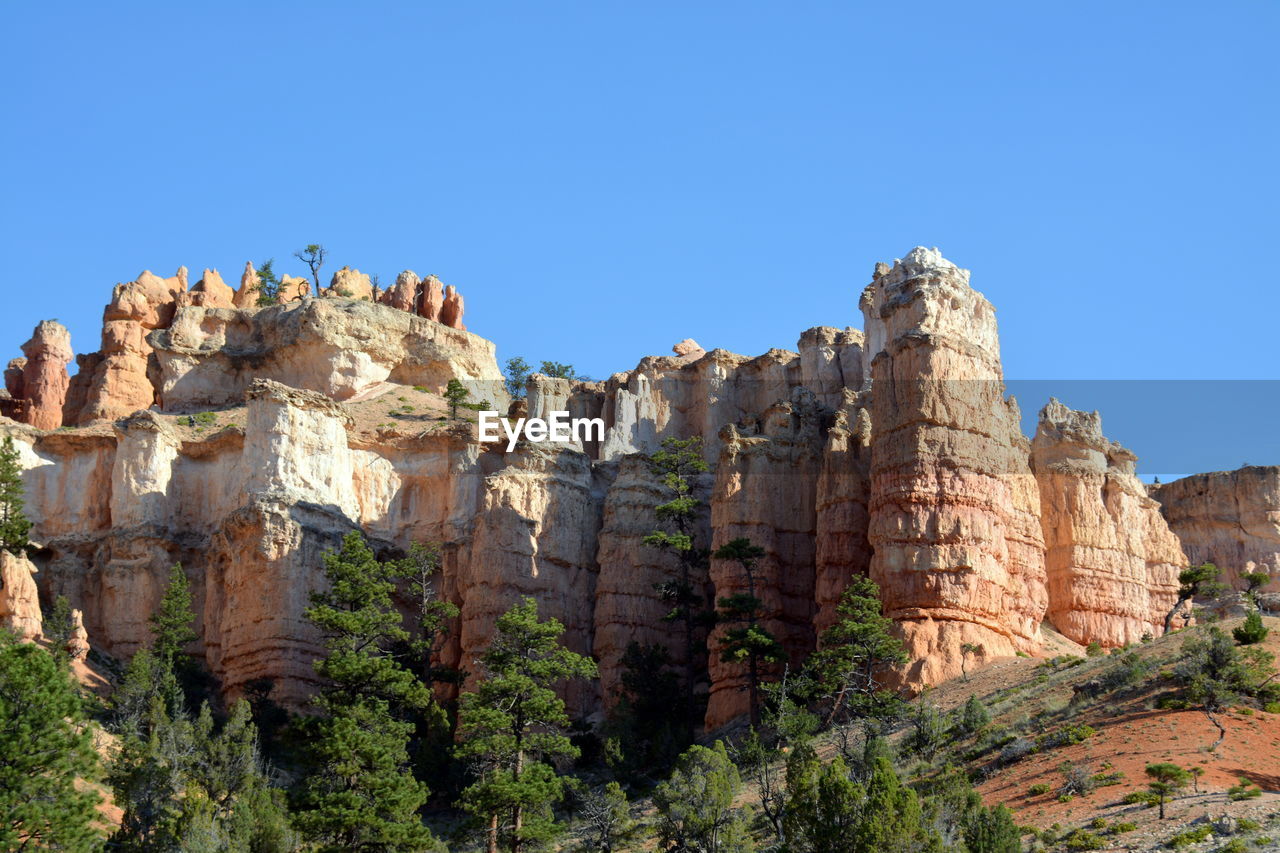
(863, 248), (1047, 689)
(66, 268), (188, 424)
(418, 275), (445, 321)
(592, 456), (712, 708)
(234, 262), (261, 309)
(151, 298), (508, 411)
(379, 270), (420, 312)
(188, 269), (236, 309)
(0, 550), (42, 642)
(4, 358), (25, 399)
(440, 285), (466, 330)
(706, 389), (824, 729)
(814, 390), (873, 636)
(328, 266), (374, 301)
(1032, 399), (1185, 646)
(279, 275), (310, 303)
(67, 608), (89, 660)
(798, 326), (864, 409)
(16, 320), (73, 430)
(459, 445), (605, 714)
(673, 338), (705, 359)
(1151, 466), (1280, 593)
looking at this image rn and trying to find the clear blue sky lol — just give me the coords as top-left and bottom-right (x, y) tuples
(2, 2), (1277, 476)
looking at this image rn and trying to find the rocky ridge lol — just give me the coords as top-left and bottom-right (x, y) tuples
(1, 247), (1268, 732)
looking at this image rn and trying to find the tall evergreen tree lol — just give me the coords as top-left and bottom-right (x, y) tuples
(456, 597), (597, 853)
(807, 576), (907, 726)
(643, 436), (713, 735)
(0, 629), (105, 851)
(294, 531), (441, 852)
(0, 435), (31, 554)
(713, 537), (783, 727)
(149, 563), (198, 672)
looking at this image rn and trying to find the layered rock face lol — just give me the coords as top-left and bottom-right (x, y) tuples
(705, 391), (825, 728)
(1032, 400), (1185, 646)
(8, 244), (1271, 731)
(150, 298), (506, 412)
(1151, 467), (1280, 592)
(862, 248), (1047, 688)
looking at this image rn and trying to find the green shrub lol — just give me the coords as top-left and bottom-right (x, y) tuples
(1062, 828), (1104, 850)
(1263, 701), (1280, 714)
(1089, 817), (1107, 830)
(1028, 783), (1050, 796)
(1086, 641), (1104, 657)
(1036, 723), (1095, 749)
(1227, 778), (1262, 800)
(193, 411), (217, 425)
(1122, 790), (1159, 806)
(1156, 695), (1190, 710)
(1217, 840), (1249, 853)
(413, 385), (429, 393)
(1167, 825), (1212, 848)
(1111, 821), (1137, 834)
(1091, 771), (1125, 787)
(1234, 611), (1269, 645)
(1237, 818), (1260, 832)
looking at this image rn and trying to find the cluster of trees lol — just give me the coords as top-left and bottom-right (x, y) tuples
(502, 357), (584, 398)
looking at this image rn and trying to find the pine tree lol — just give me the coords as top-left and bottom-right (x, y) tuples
(807, 575), (907, 726)
(1164, 563), (1227, 633)
(445, 378), (471, 417)
(0, 629), (105, 851)
(456, 597), (597, 853)
(1176, 625), (1276, 749)
(504, 357), (531, 399)
(254, 259), (283, 305)
(398, 541), (461, 685)
(0, 435), (31, 554)
(1145, 763), (1190, 819)
(643, 436), (712, 736)
(1234, 611), (1269, 645)
(851, 756), (939, 851)
(653, 741), (752, 853)
(43, 593), (75, 664)
(713, 537), (783, 727)
(149, 564), (198, 672)
(294, 531), (440, 852)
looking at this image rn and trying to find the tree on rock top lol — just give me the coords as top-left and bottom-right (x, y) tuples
(456, 596), (597, 853)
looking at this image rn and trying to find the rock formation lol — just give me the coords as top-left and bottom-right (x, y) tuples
(1032, 399), (1185, 646)
(234, 262), (261, 308)
(279, 274), (310, 302)
(8, 321), (73, 430)
(418, 275), (445, 321)
(65, 268), (185, 425)
(1151, 467), (1280, 593)
(67, 608), (90, 660)
(186, 269), (236, 309)
(6, 243), (1275, 731)
(380, 270), (420, 312)
(328, 266), (375, 301)
(440, 285), (466, 330)
(862, 248), (1047, 688)
(0, 550), (43, 641)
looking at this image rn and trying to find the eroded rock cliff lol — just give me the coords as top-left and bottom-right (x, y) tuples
(1032, 399), (1185, 646)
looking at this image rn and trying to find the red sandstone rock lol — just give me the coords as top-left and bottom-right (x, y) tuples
(1151, 467), (1280, 593)
(673, 338), (705, 359)
(279, 274), (310, 303)
(379, 270), (420, 312)
(814, 391), (873, 636)
(17, 320), (73, 430)
(862, 248), (1047, 689)
(418, 275), (445, 321)
(5, 358), (26, 400)
(440, 285), (466, 330)
(1032, 399), (1185, 646)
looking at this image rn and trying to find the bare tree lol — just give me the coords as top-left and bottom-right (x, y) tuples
(294, 244), (327, 294)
